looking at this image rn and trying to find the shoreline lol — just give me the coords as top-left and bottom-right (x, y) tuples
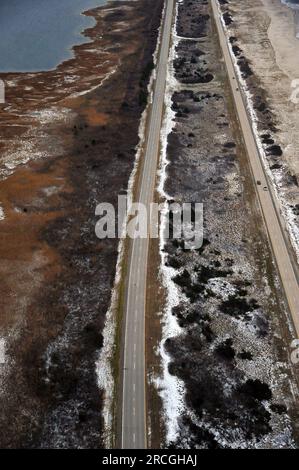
(295, 11), (299, 38)
(263, 0), (299, 80)
(218, 0), (299, 264)
(0, 0), (164, 448)
(0, 2), (120, 180)
(0, 1), (107, 74)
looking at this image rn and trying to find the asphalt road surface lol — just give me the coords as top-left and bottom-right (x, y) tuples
(121, 0), (174, 449)
(211, 0), (299, 336)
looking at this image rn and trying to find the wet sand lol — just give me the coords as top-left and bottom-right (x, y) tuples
(264, 0), (299, 78)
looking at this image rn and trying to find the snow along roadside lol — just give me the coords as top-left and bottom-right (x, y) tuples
(95, 3), (166, 448)
(216, 0), (299, 265)
(155, 0), (186, 446)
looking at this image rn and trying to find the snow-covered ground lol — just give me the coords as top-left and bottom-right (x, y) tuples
(153, 0), (298, 449)
(154, 1), (188, 444)
(0, 205), (5, 221)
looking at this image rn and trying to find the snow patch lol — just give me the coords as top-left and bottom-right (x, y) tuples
(0, 205), (5, 221)
(70, 65), (117, 98)
(155, 1), (186, 445)
(0, 107), (74, 178)
(30, 107), (72, 125)
(206, 278), (237, 300)
(0, 338), (5, 364)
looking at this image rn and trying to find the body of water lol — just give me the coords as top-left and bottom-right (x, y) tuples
(282, 0), (299, 9)
(281, 0), (299, 37)
(0, 0), (106, 73)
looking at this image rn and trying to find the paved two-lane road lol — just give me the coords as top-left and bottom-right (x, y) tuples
(121, 0), (174, 449)
(211, 0), (299, 336)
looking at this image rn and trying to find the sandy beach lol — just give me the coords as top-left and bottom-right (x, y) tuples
(217, 0), (299, 269)
(225, 0), (299, 175)
(264, 0), (299, 79)
(262, 0), (299, 174)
